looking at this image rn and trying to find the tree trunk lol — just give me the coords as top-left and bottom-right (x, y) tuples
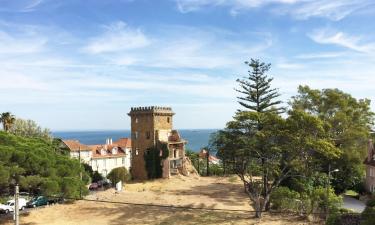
(254, 199), (262, 218)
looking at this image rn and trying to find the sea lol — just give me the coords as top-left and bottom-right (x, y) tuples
(52, 129), (218, 152)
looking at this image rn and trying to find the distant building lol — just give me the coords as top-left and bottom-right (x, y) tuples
(62, 140), (92, 163)
(364, 139), (375, 193)
(128, 106), (187, 180)
(199, 149), (220, 165)
(62, 138), (132, 177)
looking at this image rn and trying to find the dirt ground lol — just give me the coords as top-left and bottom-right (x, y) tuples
(1, 176), (318, 225)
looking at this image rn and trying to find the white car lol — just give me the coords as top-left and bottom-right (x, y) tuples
(0, 198), (27, 214)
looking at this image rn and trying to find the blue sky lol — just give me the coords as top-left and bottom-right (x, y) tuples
(1, 0), (375, 130)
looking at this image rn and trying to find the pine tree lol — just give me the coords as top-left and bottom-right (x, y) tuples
(236, 59), (284, 114)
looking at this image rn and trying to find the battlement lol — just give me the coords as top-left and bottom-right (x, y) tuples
(128, 106), (174, 115)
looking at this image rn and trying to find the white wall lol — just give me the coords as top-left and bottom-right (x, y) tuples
(69, 150), (92, 164)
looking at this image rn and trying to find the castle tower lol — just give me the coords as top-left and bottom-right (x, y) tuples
(128, 106), (175, 180)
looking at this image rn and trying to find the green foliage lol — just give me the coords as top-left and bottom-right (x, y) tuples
(292, 85), (374, 192)
(144, 143), (169, 179)
(106, 167), (131, 185)
(9, 118), (52, 142)
(270, 186), (300, 212)
(0, 112), (15, 132)
(361, 206), (375, 225)
(92, 171), (104, 183)
(41, 179), (60, 196)
(144, 147), (163, 179)
(366, 197), (375, 207)
(235, 59), (284, 114)
(0, 131), (88, 198)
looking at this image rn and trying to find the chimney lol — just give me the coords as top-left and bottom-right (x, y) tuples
(106, 138), (109, 145)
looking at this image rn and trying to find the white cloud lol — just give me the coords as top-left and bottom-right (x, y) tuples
(0, 0), (43, 12)
(0, 29), (47, 54)
(308, 29), (375, 53)
(176, 0), (372, 21)
(83, 21), (150, 54)
(277, 0), (373, 21)
(295, 51), (346, 59)
(105, 25), (273, 69)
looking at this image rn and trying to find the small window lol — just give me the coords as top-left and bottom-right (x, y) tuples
(135, 117), (138, 123)
(167, 117), (170, 123)
(135, 148), (139, 156)
(134, 131), (138, 139)
(122, 157), (125, 165)
(146, 131), (150, 139)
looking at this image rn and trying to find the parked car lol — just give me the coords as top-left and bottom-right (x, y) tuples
(0, 198), (27, 214)
(89, 182), (99, 190)
(97, 180), (111, 189)
(47, 197), (64, 205)
(27, 196), (48, 208)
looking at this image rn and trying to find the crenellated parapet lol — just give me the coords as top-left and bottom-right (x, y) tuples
(128, 106), (175, 116)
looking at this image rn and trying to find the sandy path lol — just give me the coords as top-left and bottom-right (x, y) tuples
(1, 176), (318, 225)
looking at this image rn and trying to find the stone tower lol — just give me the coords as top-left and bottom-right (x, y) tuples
(128, 106), (175, 180)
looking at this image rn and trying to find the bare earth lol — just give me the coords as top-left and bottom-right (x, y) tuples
(2, 176), (318, 225)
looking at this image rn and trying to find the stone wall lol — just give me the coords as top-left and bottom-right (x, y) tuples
(128, 106), (174, 180)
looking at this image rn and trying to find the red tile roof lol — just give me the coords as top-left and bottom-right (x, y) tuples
(62, 140), (91, 152)
(112, 138), (131, 148)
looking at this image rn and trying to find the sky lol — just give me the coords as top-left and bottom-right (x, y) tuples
(1, 0), (375, 131)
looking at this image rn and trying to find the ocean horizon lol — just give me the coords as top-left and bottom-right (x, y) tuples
(53, 129), (218, 152)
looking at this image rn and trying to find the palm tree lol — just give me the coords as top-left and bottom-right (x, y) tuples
(0, 112), (16, 132)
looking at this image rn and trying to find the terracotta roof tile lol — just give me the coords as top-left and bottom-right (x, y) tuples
(112, 138), (131, 148)
(62, 140), (91, 152)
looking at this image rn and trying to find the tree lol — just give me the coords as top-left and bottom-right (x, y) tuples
(9, 118), (52, 142)
(0, 131), (88, 197)
(235, 59), (284, 114)
(106, 167), (131, 185)
(235, 59), (284, 211)
(0, 112), (15, 132)
(291, 85), (374, 192)
(219, 110), (340, 218)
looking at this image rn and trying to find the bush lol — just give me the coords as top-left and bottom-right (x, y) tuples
(106, 167), (131, 185)
(366, 197), (375, 207)
(352, 181), (367, 195)
(92, 171), (104, 183)
(270, 186), (301, 212)
(361, 206), (375, 225)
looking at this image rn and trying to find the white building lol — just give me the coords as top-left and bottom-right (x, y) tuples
(62, 138), (132, 177)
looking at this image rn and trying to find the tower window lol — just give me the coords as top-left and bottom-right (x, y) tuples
(167, 117), (170, 123)
(135, 117), (138, 123)
(146, 131), (150, 139)
(135, 148), (139, 156)
(134, 131), (138, 139)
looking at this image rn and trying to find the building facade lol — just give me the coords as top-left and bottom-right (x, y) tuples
(62, 138), (132, 177)
(128, 106), (187, 180)
(365, 139), (375, 193)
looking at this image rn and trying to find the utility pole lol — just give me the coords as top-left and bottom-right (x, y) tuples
(326, 164), (339, 221)
(14, 184), (19, 225)
(79, 146), (82, 199)
(326, 164), (330, 221)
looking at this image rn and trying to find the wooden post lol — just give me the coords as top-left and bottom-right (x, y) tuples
(14, 184), (19, 225)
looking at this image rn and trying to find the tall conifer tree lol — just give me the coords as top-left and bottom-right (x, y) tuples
(236, 59), (284, 114)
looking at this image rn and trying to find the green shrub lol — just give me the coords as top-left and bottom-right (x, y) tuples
(270, 186), (301, 212)
(361, 206), (375, 225)
(326, 214), (340, 225)
(366, 197), (375, 207)
(106, 167), (131, 185)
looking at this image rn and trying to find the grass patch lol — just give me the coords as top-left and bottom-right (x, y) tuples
(228, 176), (237, 183)
(345, 190), (359, 197)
